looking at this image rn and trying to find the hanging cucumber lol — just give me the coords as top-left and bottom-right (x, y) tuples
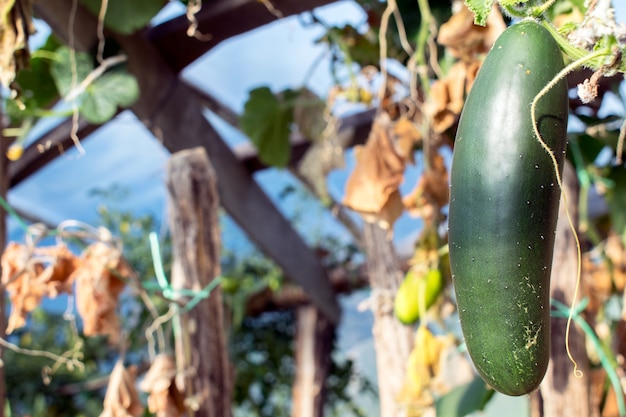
(448, 20), (568, 396)
(394, 268), (444, 325)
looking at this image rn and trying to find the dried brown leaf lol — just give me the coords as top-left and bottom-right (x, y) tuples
(72, 242), (130, 343)
(437, 4), (505, 62)
(100, 361), (144, 417)
(35, 244), (81, 297)
(403, 153), (449, 224)
(343, 114), (406, 229)
(298, 125), (352, 205)
(2, 242), (80, 333)
(139, 355), (186, 417)
(391, 117), (421, 163)
(397, 326), (451, 407)
(0, 0), (34, 89)
(426, 60), (480, 133)
(583, 235), (626, 316)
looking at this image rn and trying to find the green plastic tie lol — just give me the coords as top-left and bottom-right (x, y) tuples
(551, 297), (626, 417)
(148, 231), (222, 313)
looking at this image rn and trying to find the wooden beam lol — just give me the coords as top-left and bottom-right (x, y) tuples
(187, 80), (376, 174)
(35, 0), (339, 71)
(148, 0), (338, 72)
(114, 29), (340, 323)
(8, 116), (100, 188)
(28, 0), (345, 322)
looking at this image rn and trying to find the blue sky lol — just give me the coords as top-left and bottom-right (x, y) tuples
(12, 1), (626, 252)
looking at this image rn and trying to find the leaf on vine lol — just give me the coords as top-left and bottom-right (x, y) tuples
(35, 244), (82, 297)
(11, 36), (62, 118)
(582, 234), (626, 315)
(435, 376), (494, 417)
(404, 153), (449, 224)
(293, 87), (327, 141)
(343, 114), (406, 229)
(463, 0), (497, 26)
(298, 127), (352, 206)
(81, 71), (140, 124)
(50, 46), (93, 97)
(438, 3), (505, 61)
(240, 86), (297, 168)
(139, 354), (186, 417)
(50, 46), (139, 124)
(0, 0), (35, 89)
(426, 60), (480, 134)
(1, 242), (44, 333)
(80, 0), (164, 34)
(391, 117), (421, 163)
(1, 243), (80, 333)
(72, 242), (131, 344)
(100, 360), (144, 417)
(397, 326), (451, 407)
(606, 167), (626, 239)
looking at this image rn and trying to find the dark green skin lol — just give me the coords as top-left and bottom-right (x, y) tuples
(448, 21), (568, 396)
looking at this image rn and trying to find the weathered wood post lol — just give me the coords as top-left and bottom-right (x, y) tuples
(0, 114), (8, 417)
(364, 223), (413, 417)
(166, 147), (232, 417)
(291, 305), (335, 417)
(538, 162), (591, 417)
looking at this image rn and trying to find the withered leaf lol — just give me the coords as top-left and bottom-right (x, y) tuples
(426, 60), (480, 134)
(298, 125), (353, 206)
(391, 117), (421, 163)
(139, 354), (186, 417)
(397, 326), (451, 407)
(2, 242), (80, 333)
(583, 235), (626, 316)
(72, 242), (131, 344)
(100, 360), (144, 417)
(0, 0), (34, 89)
(403, 153), (449, 224)
(343, 114), (406, 230)
(437, 4), (505, 62)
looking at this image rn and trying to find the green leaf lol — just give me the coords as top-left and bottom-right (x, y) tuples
(49, 46), (93, 97)
(606, 166), (626, 239)
(79, 0), (164, 34)
(240, 86), (296, 168)
(435, 376), (495, 417)
(50, 47), (139, 124)
(12, 35), (63, 112)
(464, 0), (496, 26)
(80, 71), (139, 123)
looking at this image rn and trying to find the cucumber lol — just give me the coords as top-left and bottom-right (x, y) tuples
(448, 20), (568, 396)
(394, 268), (444, 325)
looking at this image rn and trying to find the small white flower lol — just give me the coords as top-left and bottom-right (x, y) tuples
(577, 79), (598, 104)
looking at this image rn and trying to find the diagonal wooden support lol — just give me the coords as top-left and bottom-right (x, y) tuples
(31, 0), (342, 322)
(120, 36), (340, 322)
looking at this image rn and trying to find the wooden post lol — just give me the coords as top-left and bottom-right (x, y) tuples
(0, 114), (8, 417)
(363, 223), (413, 417)
(540, 162), (590, 417)
(291, 305), (335, 417)
(166, 147), (232, 417)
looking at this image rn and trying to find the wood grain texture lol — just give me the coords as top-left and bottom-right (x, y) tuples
(167, 147), (231, 417)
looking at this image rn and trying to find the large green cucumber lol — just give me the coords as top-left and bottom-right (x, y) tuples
(448, 20), (568, 396)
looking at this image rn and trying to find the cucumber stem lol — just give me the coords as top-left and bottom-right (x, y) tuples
(530, 48), (610, 382)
